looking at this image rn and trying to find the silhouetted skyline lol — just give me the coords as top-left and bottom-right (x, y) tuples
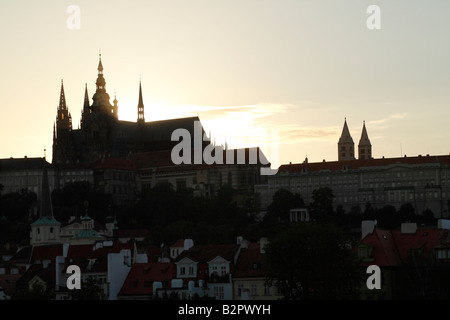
(1, 1), (450, 167)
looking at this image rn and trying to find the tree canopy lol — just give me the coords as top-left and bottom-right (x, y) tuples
(265, 222), (362, 300)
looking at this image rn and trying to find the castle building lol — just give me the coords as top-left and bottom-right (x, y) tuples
(52, 55), (208, 165)
(255, 120), (450, 218)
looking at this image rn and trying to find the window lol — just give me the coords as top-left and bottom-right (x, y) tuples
(180, 266), (186, 275)
(220, 265), (227, 276)
(251, 284), (257, 296)
(214, 286), (224, 300)
(188, 266), (194, 275)
(264, 285), (270, 296)
(238, 284), (244, 296)
(436, 249), (447, 260)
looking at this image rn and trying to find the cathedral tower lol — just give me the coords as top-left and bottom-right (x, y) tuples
(91, 54), (116, 117)
(338, 118), (355, 161)
(358, 121), (372, 160)
(137, 80), (145, 124)
(52, 80), (74, 164)
(81, 54), (119, 162)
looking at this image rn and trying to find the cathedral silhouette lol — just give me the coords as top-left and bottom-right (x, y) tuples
(52, 55), (207, 165)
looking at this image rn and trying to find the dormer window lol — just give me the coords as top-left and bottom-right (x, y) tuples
(357, 244), (374, 262)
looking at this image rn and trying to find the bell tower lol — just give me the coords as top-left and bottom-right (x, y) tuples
(338, 118), (355, 161)
(358, 121), (372, 160)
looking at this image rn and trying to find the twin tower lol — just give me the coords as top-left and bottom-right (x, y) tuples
(338, 119), (372, 161)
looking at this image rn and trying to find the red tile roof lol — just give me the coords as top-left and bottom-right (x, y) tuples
(65, 242), (133, 272)
(357, 227), (446, 267)
(129, 147), (268, 172)
(233, 243), (269, 278)
(118, 262), (176, 297)
(175, 244), (239, 264)
(30, 244), (63, 263)
(170, 238), (185, 248)
(94, 158), (137, 170)
(0, 274), (22, 296)
(278, 154), (450, 174)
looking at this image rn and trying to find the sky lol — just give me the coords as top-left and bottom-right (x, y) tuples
(1, 0), (450, 169)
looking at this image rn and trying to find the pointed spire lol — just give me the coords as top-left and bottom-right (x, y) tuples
(98, 53), (103, 74)
(338, 118), (354, 144)
(137, 80), (145, 124)
(113, 91), (118, 105)
(358, 120), (372, 160)
(83, 83), (90, 109)
(338, 118), (355, 161)
(359, 120), (371, 146)
(59, 79), (67, 110)
(40, 169), (54, 218)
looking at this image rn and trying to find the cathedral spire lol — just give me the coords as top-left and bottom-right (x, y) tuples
(98, 53), (104, 74)
(83, 83), (90, 109)
(95, 54), (106, 93)
(92, 54), (112, 112)
(137, 80), (145, 124)
(59, 79), (67, 110)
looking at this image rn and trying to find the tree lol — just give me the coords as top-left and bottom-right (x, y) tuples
(11, 282), (55, 300)
(309, 187), (335, 221)
(265, 189), (305, 223)
(70, 276), (104, 300)
(376, 205), (399, 229)
(265, 222), (361, 300)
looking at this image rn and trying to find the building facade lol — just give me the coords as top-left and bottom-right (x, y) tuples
(256, 120), (450, 218)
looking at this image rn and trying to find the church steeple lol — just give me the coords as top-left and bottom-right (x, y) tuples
(358, 121), (372, 160)
(30, 169), (61, 246)
(338, 118), (355, 161)
(95, 54), (106, 93)
(91, 54), (113, 113)
(59, 80), (67, 110)
(137, 80), (145, 124)
(98, 54), (104, 74)
(56, 79), (72, 130)
(83, 83), (90, 109)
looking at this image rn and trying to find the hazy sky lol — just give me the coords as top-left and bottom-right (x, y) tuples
(1, 0), (450, 168)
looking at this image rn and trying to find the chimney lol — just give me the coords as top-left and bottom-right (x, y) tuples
(184, 239), (194, 251)
(401, 222), (418, 234)
(259, 237), (269, 254)
(438, 219), (450, 230)
(361, 220), (377, 239)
